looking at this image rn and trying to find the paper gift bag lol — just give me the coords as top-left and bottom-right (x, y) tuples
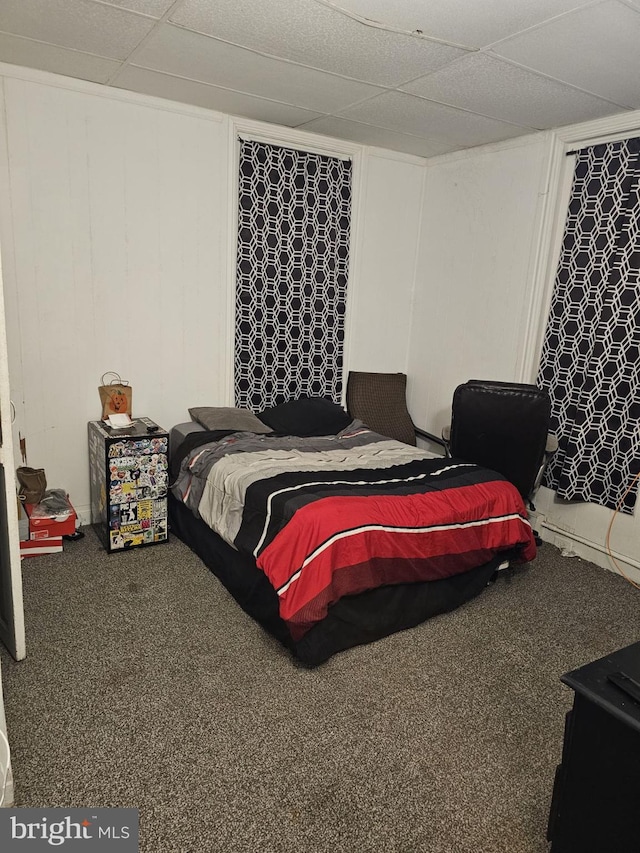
(98, 372), (132, 420)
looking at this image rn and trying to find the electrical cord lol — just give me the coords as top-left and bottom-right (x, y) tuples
(605, 470), (640, 591)
(0, 725), (11, 808)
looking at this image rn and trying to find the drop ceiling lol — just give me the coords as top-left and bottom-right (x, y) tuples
(1, 0), (639, 158)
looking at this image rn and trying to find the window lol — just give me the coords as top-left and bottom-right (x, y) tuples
(537, 137), (640, 513)
(234, 140), (352, 411)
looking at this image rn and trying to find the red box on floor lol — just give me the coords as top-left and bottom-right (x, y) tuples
(24, 498), (77, 540)
(20, 537), (63, 557)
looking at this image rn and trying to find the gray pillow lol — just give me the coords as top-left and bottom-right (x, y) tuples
(188, 406), (272, 434)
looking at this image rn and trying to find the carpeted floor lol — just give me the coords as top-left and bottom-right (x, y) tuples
(1, 528), (639, 852)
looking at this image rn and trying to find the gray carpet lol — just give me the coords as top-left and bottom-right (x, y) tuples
(2, 529), (639, 852)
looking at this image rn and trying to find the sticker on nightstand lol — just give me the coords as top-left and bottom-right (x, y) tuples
(152, 499), (167, 519)
(109, 505), (120, 529)
(120, 503), (138, 524)
(110, 529), (125, 549)
(137, 500), (152, 520)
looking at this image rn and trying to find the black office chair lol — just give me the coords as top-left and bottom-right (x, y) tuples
(445, 379), (557, 508)
(346, 372), (556, 509)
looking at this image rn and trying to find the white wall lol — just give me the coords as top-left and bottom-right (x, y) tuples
(345, 151), (424, 373)
(0, 66), (422, 523)
(0, 73), (229, 522)
(406, 134), (553, 434)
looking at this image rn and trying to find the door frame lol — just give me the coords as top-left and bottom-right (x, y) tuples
(0, 239), (25, 661)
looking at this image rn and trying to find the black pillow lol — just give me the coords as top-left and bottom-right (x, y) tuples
(257, 396), (352, 437)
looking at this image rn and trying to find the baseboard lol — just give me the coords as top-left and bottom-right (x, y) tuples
(537, 519), (640, 587)
(75, 505), (91, 527)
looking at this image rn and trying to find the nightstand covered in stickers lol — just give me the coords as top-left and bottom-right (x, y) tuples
(88, 419), (169, 552)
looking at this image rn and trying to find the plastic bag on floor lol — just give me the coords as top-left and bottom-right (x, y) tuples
(30, 489), (72, 520)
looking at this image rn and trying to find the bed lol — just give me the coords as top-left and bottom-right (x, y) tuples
(168, 398), (537, 666)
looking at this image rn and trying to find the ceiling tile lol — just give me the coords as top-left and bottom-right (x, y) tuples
(0, 32), (121, 83)
(0, 0), (636, 159)
(402, 53), (625, 129)
(90, 0), (175, 17)
(298, 115), (454, 157)
(0, 0), (157, 60)
(494, 0), (640, 108)
(114, 65), (323, 125)
(321, 0), (596, 48)
(170, 0), (468, 86)
(133, 24), (385, 113)
(338, 91), (532, 148)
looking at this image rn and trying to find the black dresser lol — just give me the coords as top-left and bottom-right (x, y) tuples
(548, 641), (640, 852)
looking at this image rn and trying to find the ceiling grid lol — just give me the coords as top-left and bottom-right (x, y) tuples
(0, 0), (637, 156)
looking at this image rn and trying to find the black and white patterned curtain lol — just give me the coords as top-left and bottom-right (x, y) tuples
(234, 140), (352, 410)
(537, 137), (640, 513)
